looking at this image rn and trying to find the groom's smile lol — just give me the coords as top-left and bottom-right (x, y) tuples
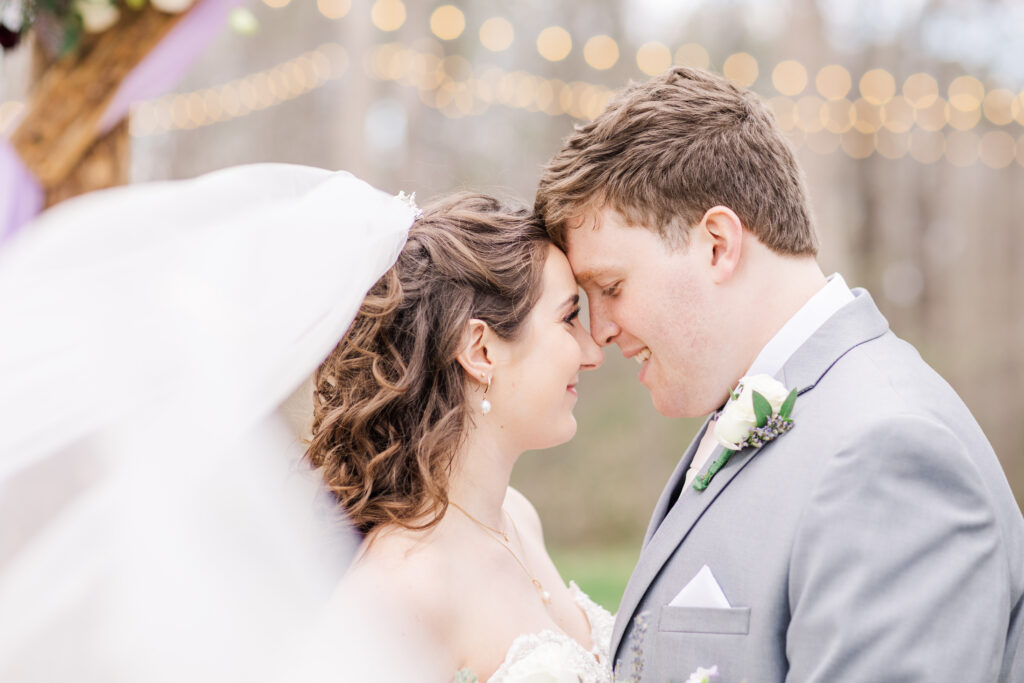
(624, 345), (652, 383)
(631, 348), (651, 365)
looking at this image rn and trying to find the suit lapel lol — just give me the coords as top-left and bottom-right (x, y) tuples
(641, 414), (714, 549)
(611, 289), (891, 661)
(612, 438), (768, 656)
(777, 289), (888, 393)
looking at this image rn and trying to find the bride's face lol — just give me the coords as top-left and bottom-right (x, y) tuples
(489, 245), (604, 450)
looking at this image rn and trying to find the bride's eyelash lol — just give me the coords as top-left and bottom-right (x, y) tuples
(563, 306), (581, 325)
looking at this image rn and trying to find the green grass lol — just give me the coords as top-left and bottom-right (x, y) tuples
(549, 544), (641, 614)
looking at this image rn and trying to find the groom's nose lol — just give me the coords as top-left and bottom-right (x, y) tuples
(588, 301), (619, 346)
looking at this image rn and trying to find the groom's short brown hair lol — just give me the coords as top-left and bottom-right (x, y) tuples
(536, 66), (817, 255)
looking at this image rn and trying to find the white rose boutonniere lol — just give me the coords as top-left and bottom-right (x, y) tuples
(714, 374), (792, 450)
(693, 374), (797, 491)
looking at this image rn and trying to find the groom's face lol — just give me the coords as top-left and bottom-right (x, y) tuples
(565, 207), (731, 418)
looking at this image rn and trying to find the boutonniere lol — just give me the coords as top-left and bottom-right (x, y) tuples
(693, 374), (797, 491)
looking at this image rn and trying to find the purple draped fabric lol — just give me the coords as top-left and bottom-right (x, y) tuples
(0, 139), (43, 249)
(1, 0), (243, 246)
(97, 0), (245, 133)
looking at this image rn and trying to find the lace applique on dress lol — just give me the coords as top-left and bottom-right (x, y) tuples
(486, 581), (615, 683)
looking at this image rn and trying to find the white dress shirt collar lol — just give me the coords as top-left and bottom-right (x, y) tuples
(743, 273), (855, 379)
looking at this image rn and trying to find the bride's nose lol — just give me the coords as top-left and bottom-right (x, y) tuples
(579, 330), (604, 371)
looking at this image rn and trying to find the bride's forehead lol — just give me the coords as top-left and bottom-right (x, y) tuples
(542, 248), (578, 288)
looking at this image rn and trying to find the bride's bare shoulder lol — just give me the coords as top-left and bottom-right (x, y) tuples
(332, 527), (461, 679)
(346, 525), (458, 608)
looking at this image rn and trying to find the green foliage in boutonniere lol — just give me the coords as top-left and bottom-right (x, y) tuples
(693, 374), (797, 491)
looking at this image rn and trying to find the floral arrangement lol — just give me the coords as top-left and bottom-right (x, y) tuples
(693, 374), (797, 491)
(0, 0), (197, 53)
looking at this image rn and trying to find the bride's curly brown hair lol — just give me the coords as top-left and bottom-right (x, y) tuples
(306, 193), (551, 536)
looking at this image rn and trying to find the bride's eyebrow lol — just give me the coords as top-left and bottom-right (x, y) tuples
(560, 293), (580, 310)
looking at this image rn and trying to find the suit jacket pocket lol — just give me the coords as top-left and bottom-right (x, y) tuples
(658, 605), (751, 635)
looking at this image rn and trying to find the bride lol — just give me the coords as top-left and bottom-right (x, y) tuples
(306, 192), (613, 682)
(1, 164), (648, 682)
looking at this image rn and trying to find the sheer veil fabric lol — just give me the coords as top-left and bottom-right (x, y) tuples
(0, 165), (421, 682)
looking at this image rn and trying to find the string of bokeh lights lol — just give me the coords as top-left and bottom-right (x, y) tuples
(0, 0), (1021, 169)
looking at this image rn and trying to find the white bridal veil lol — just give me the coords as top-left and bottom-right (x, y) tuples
(0, 165), (420, 682)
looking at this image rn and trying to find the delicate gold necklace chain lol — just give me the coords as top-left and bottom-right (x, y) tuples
(504, 510), (553, 604)
(449, 500), (552, 604)
(449, 500), (509, 542)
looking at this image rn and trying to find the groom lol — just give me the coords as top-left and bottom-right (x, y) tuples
(536, 67), (1024, 681)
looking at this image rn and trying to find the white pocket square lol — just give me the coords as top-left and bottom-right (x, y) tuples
(669, 564), (732, 609)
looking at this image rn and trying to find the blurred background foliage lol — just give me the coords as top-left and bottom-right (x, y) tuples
(4, 0), (1021, 611)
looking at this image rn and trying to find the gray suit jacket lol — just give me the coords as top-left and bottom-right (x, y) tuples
(612, 289), (1024, 682)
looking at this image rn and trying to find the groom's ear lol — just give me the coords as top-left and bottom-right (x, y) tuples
(455, 318), (496, 383)
(700, 206), (744, 284)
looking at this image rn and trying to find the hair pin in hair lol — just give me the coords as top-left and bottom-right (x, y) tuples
(395, 191), (423, 220)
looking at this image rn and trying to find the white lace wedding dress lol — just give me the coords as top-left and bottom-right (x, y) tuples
(485, 582), (615, 683)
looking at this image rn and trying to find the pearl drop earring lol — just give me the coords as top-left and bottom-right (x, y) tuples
(481, 375), (492, 415)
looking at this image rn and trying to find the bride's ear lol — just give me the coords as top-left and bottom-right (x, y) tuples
(456, 318), (495, 384)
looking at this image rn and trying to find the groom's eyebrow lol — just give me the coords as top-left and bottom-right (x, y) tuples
(573, 269), (603, 286)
